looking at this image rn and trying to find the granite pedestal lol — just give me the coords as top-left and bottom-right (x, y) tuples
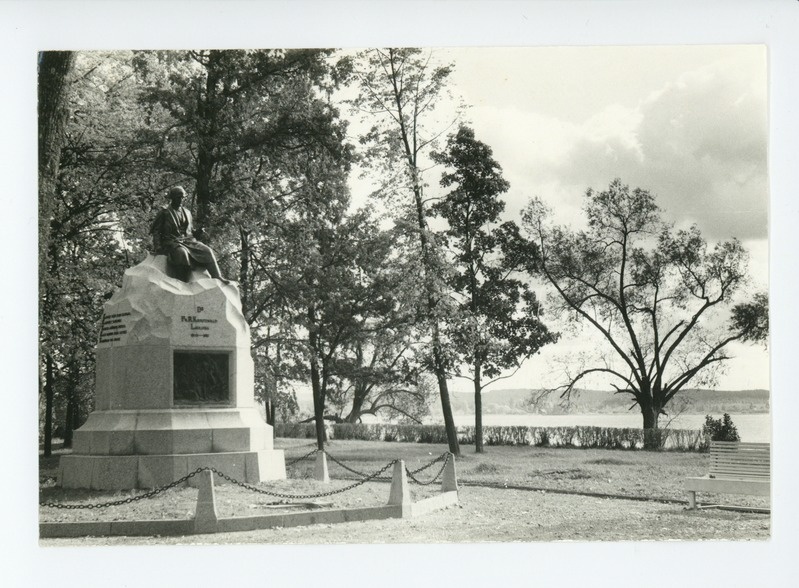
(59, 255), (286, 489)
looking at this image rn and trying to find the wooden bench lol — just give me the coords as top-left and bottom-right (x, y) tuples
(685, 441), (770, 509)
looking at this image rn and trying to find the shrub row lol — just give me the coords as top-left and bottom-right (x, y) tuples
(274, 422), (709, 451)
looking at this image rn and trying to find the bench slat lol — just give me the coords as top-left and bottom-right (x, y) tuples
(710, 459), (769, 466)
(712, 441), (770, 446)
(710, 466), (771, 474)
(685, 442), (771, 508)
(711, 456), (770, 463)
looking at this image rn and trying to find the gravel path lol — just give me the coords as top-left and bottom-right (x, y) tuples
(39, 482), (769, 546)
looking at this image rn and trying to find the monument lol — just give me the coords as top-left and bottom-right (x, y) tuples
(59, 196), (285, 489)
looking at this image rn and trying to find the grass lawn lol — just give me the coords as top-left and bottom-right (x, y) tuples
(38, 438), (770, 544)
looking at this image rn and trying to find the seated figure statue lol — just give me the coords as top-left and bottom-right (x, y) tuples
(150, 186), (228, 283)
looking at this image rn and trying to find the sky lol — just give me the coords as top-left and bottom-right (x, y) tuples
(359, 45), (770, 392)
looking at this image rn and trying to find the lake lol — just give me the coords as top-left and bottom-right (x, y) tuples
(444, 413), (771, 443)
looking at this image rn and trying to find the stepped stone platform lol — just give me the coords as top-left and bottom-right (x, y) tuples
(59, 255), (286, 490)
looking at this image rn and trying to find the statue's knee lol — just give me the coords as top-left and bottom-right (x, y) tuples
(173, 248), (190, 267)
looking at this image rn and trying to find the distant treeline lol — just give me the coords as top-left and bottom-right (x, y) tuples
(447, 388), (770, 415)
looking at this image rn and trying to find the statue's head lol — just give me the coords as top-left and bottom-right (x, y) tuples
(168, 186), (186, 208)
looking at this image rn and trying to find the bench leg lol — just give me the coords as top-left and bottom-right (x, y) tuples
(688, 491), (696, 510)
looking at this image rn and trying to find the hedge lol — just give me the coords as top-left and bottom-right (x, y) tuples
(273, 422), (709, 451)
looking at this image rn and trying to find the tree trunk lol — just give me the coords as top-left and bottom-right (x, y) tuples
(239, 228), (250, 318)
(346, 382), (368, 423)
(412, 184), (460, 456)
(43, 355), (55, 457)
(38, 53), (73, 451)
(38, 51), (75, 269)
(641, 403), (661, 450)
(474, 357), (484, 453)
(310, 358), (326, 450)
(195, 51), (221, 227)
(432, 322), (460, 455)
(62, 359), (79, 448)
(308, 305), (326, 450)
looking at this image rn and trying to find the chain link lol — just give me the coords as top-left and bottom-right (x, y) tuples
(405, 453), (450, 486)
(408, 452), (448, 475)
(326, 451), (450, 485)
(206, 461), (398, 500)
(40, 468), (205, 510)
(325, 452), (391, 480)
(41, 452), (451, 510)
(286, 447), (320, 467)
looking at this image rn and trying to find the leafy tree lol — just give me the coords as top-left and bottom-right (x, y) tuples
(430, 126), (558, 452)
(323, 226), (434, 425)
(521, 179), (768, 445)
(38, 50), (76, 456)
(702, 413), (741, 442)
(346, 48), (462, 455)
(39, 51), (156, 450)
(38, 51), (76, 272)
(37, 49), (354, 449)
(329, 327), (432, 425)
(131, 52), (355, 440)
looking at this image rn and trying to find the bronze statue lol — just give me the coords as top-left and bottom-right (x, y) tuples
(150, 186), (228, 283)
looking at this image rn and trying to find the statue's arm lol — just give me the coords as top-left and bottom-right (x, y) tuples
(185, 208), (194, 237)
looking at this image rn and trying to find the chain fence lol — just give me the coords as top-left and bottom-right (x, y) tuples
(325, 451), (392, 480)
(40, 467), (207, 510)
(404, 452), (450, 486)
(41, 460), (400, 510)
(325, 451), (450, 485)
(208, 462), (397, 500)
(285, 447), (320, 467)
(41, 450), (452, 510)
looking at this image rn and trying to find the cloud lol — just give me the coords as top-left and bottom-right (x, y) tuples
(544, 60), (768, 239)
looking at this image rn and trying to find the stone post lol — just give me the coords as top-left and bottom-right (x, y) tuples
(314, 450), (330, 483)
(387, 460), (412, 516)
(193, 469), (218, 534)
(441, 453), (458, 493)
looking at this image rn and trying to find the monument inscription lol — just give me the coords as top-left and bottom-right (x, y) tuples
(182, 310), (219, 339)
(98, 311), (131, 344)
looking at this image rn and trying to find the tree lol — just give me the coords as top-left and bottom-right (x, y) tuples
(38, 50), (75, 456)
(37, 50), (354, 451)
(521, 179), (768, 445)
(39, 51), (148, 454)
(324, 226), (434, 425)
(38, 51), (76, 269)
(347, 48), (462, 455)
(431, 126), (558, 452)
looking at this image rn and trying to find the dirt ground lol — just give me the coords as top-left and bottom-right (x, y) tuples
(39, 438), (770, 545)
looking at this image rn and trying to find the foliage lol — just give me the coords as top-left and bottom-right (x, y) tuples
(37, 49), (356, 444)
(520, 179), (768, 438)
(40, 51), (144, 448)
(345, 47), (463, 454)
(702, 413), (741, 442)
(430, 125), (558, 451)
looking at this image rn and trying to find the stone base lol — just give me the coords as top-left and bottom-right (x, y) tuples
(58, 450), (286, 490)
(70, 408), (274, 455)
(60, 407), (286, 489)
